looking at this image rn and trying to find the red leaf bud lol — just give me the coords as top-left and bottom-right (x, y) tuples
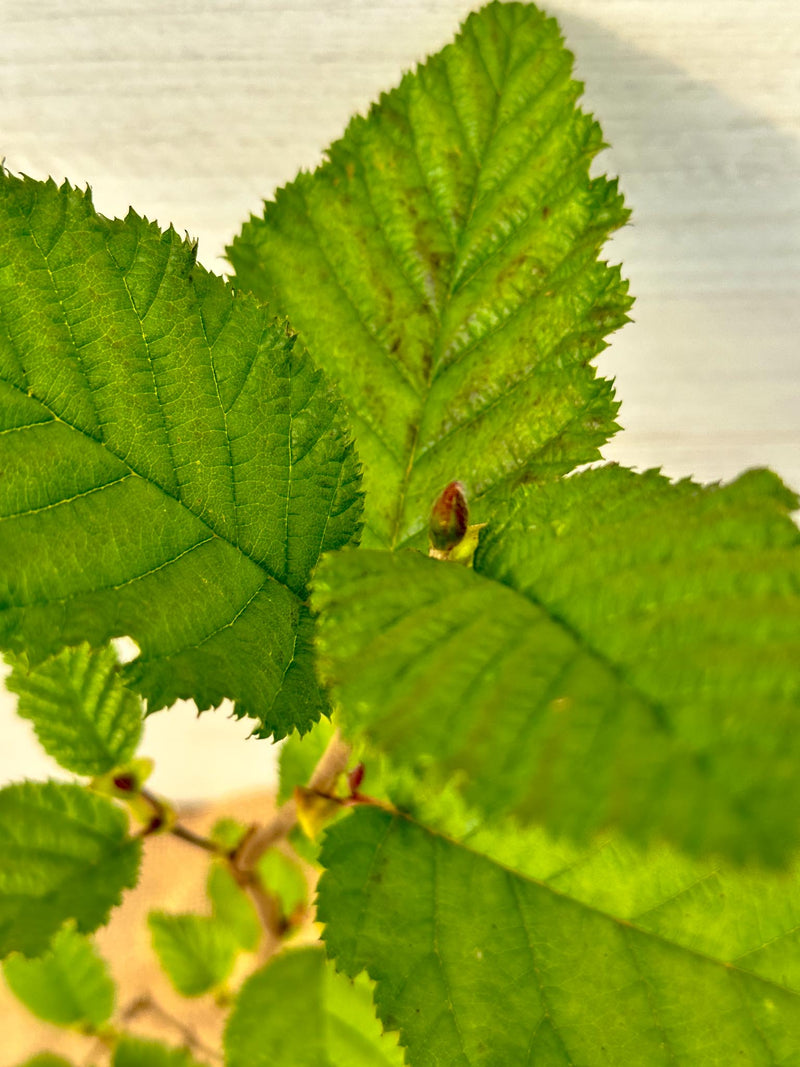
(429, 481), (469, 552)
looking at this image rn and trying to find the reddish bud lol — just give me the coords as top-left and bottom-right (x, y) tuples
(429, 481), (469, 552)
(112, 773), (136, 793)
(145, 813), (164, 834)
(348, 763), (366, 795)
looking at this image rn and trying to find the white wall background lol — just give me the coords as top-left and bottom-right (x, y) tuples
(1, 0), (798, 798)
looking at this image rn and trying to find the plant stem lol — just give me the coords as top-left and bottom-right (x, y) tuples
(138, 787), (223, 854)
(233, 728), (351, 873)
(170, 822), (224, 854)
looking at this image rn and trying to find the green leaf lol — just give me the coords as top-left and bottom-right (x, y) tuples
(224, 945), (405, 1067)
(320, 807), (800, 1067)
(0, 172), (362, 739)
(148, 912), (238, 997)
(113, 1037), (207, 1067)
(313, 466), (800, 863)
(0, 781), (140, 958)
(206, 861), (261, 953)
(229, 1), (630, 549)
(5, 643), (142, 776)
(255, 850), (308, 921)
(3, 921), (114, 1028)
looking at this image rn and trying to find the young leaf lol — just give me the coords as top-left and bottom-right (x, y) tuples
(0, 171), (362, 738)
(5, 643), (142, 776)
(148, 912), (238, 997)
(224, 945), (405, 1067)
(0, 781), (140, 958)
(3, 921), (114, 1028)
(229, 1), (630, 549)
(313, 466), (800, 864)
(113, 1037), (207, 1067)
(320, 807), (800, 1067)
(206, 862), (261, 953)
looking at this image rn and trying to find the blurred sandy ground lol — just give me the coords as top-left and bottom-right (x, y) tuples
(1, 789), (314, 1067)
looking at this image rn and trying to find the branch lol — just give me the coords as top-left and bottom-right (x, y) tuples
(233, 728), (350, 873)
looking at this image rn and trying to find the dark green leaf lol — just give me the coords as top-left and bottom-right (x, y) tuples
(0, 781), (140, 958)
(5, 643), (142, 776)
(0, 171), (362, 738)
(229, 1), (630, 549)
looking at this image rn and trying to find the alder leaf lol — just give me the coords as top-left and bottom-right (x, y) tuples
(224, 945), (405, 1067)
(113, 1037), (208, 1067)
(229, 0), (630, 549)
(0, 171), (362, 738)
(319, 807), (800, 1067)
(3, 921), (114, 1028)
(313, 465), (800, 863)
(148, 912), (239, 997)
(5, 643), (142, 776)
(0, 781), (140, 958)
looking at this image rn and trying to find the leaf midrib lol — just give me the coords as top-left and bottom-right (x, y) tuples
(387, 12), (514, 548)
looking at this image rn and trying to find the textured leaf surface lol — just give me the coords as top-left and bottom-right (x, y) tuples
(3, 922), (114, 1027)
(230, 1), (630, 549)
(0, 781), (140, 958)
(113, 1037), (206, 1067)
(314, 465), (800, 863)
(6, 643), (142, 776)
(206, 862), (261, 953)
(0, 171), (362, 737)
(224, 945), (405, 1067)
(320, 807), (800, 1067)
(148, 912), (238, 997)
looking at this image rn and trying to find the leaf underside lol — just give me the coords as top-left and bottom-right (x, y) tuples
(0, 781), (140, 959)
(5, 643), (142, 776)
(0, 171), (362, 738)
(319, 807), (800, 1067)
(224, 945), (405, 1067)
(229, 0), (631, 549)
(314, 465), (800, 864)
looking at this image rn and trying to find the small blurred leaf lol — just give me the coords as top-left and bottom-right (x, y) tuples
(113, 1037), (207, 1067)
(16, 1055), (76, 1067)
(255, 850), (307, 922)
(148, 913), (238, 998)
(206, 863), (260, 953)
(3, 922), (114, 1028)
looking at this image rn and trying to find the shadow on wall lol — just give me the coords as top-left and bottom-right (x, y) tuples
(543, 7), (800, 490)
(549, 6), (800, 296)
